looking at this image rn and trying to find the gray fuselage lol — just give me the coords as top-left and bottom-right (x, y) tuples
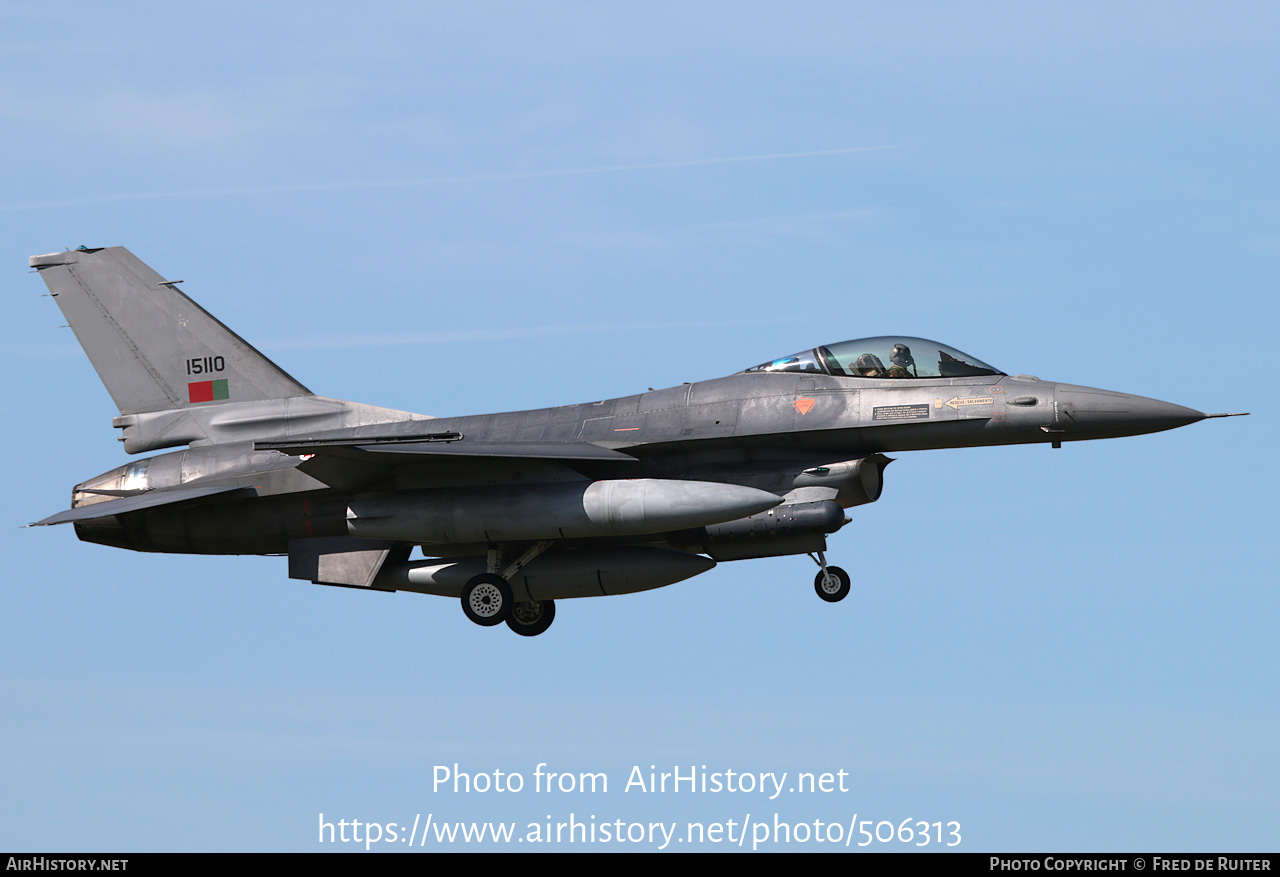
(66, 369), (1203, 557)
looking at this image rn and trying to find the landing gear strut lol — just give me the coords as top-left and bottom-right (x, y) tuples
(809, 551), (850, 603)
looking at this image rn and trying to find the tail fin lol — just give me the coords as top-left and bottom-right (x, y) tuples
(31, 246), (309, 415)
(33, 247), (428, 453)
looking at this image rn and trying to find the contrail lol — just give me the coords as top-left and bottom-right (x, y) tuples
(1, 145), (895, 212)
(261, 317), (777, 351)
(9, 317), (780, 357)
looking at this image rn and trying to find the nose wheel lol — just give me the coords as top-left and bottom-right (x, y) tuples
(809, 552), (850, 603)
(814, 566), (851, 602)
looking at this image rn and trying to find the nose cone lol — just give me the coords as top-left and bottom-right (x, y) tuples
(1054, 384), (1205, 440)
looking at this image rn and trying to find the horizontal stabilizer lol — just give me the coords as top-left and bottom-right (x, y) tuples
(32, 485), (250, 526)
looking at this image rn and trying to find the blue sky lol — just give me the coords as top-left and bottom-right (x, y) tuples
(2, 2), (1276, 851)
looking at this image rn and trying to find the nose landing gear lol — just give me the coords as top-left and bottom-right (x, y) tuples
(809, 551), (850, 603)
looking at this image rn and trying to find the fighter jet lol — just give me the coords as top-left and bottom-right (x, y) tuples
(30, 247), (1246, 636)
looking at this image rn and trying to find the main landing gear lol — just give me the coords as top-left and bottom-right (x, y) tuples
(461, 574), (513, 626)
(461, 572), (557, 636)
(506, 598), (556, 637)
(460, 541), (557, 636)
(809, 551), (850, 603)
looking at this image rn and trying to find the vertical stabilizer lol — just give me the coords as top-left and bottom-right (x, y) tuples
(32, 247), (429, 453)
(31, 246), (310, 416)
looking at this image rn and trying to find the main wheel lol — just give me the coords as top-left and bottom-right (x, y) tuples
(814, 566), (851, 603)
(506, 599), (556, 637)
(461, 573), (513, 626)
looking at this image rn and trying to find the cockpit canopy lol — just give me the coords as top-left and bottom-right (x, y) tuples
(745, 336), (1003, 379)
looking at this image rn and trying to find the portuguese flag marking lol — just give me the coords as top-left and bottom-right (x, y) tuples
(188, 379), (229, 403)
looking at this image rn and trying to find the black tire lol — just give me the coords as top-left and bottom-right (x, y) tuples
(506, 599), (556, 637)
(461, 573), (513, 626)
(814, 566), (851, 603)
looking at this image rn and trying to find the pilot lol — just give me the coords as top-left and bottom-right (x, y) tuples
(887, 343), (915, 378)
(853, 353), (887, 377)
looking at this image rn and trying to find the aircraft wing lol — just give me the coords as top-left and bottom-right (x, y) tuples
(256, 438), (639, 462)
(256, 437), (639, 493)
(32, 485), (252, 526)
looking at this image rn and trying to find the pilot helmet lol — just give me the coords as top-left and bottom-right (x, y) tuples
(853, 353), (886, 375)
(890, 344), (914, 368)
